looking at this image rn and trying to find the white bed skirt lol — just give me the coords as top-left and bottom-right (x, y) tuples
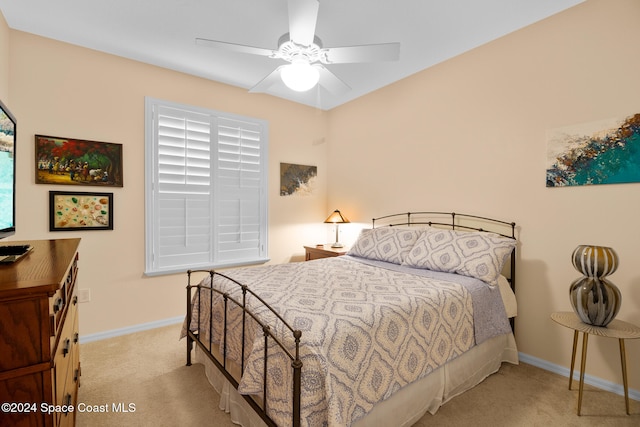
(194, 332), (518, 427)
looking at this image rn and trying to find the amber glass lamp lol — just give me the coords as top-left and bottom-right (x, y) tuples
(324, 210), (350, 248)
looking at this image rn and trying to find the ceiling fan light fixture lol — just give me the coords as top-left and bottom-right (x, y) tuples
(281, 61), (319, 92)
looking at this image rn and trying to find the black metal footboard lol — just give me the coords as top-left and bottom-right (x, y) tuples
(185, 269), (302, 427)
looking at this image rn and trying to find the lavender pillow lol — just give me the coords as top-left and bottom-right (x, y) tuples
(347, 227), (421, 264)
(403, 228), (516, 286)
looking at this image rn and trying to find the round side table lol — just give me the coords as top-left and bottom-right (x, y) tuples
(551, 311), (640, 415)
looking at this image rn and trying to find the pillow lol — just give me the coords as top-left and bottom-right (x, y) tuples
(347, 227), (421, 264)
(402, 228), (516, 286)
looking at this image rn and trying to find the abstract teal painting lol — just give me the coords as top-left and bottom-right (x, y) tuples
(546, 114), (640, 187)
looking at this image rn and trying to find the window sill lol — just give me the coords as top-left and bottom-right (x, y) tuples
(144, 257), (271, 277)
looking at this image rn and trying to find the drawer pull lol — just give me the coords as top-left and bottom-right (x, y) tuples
(53, 297), (64, 313)
(73, 295), (78, 305)
(74, 368), (80, 382)
(63, 394), (72, 414)
(74, 332), (79, 343)
(62, 338), (71, 357)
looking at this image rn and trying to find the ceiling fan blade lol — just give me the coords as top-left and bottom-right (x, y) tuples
(196, 38), (275, 57)
(316, 65), (350, 95)
(320, 42), (400, 64)
(248, 66), (284, 93)
(288, 0), (319, 46)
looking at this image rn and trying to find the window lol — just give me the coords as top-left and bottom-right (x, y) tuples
(144, 97), (269, 275)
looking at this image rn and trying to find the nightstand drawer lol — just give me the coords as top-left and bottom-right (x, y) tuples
(304, 245), (347, 261)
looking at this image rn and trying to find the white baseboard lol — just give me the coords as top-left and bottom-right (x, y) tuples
(79, 315), (183, 344)
(519, 352), (640, 402)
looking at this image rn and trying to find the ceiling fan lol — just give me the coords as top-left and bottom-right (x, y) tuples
(196, 0), (400, 94)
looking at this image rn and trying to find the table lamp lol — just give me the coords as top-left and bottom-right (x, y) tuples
(324, 210), (350, 248)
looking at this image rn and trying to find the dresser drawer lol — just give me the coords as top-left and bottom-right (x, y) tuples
(49, 288), (66, 336)
(0, 371), (49, 427)
(0, 297), (47, 371)
(52, 287), (79, 423)
(53, 309), (73, 407)
(49, 255), (78, 339)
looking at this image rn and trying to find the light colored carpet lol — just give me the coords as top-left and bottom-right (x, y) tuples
(77, 324), (639, 426)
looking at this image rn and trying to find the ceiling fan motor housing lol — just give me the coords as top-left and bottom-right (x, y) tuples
(276, 33), (324, 64)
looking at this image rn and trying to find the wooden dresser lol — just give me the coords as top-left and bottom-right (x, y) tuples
(0, 239), (81, 427)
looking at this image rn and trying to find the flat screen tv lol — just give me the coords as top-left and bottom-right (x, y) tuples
(0, 98), (17, 239)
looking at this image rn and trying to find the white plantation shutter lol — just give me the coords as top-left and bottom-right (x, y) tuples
(145, 98), (268, 275)
(215, 117), (264, 263)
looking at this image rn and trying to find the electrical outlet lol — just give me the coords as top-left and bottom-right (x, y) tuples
(78, 288), (91, 303)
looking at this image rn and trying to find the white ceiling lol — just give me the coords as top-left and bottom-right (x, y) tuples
(0, 0), (584, 110)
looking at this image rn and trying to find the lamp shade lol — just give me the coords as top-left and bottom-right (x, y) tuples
(281, 61), (320, 92)
(324, 210), (350, 224)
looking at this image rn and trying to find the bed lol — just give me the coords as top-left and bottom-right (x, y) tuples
(182, 212), (518, 427)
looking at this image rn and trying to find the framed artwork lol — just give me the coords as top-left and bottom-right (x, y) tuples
(546, 113), (640, 187)
(36, 135), (123, 187)
(280, 163), (317, 196)
(49, 191), (114, 231)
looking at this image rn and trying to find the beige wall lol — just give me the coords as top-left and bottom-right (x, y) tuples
(328, 0), (640, 390)
(0, 10), (9, 99)
(3, 0), (639, 394)
(7, 30), (330, 336)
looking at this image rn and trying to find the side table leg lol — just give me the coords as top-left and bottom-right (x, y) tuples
(577, 332), (588, 416)
(569, 330), (579, 390)
(619, 339), (630, 415)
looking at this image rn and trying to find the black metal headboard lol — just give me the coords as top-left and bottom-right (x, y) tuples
(372, 211), (516, 239)
(372, 212), (517, 328)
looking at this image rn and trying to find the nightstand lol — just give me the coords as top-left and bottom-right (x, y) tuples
(304, 245), (347, 261)
(551, 311), (640, 415)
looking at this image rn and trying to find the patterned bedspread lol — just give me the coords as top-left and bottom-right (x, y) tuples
(184, 256), (511, 427)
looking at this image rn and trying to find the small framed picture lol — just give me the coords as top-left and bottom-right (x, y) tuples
(49, 191), (113, 231)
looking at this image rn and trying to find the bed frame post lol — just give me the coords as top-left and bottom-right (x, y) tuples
(510, 222), (516, 292)
(292, 329), (302, 427)
(509, 222), (517, 332)
(186, 270), (193, 366)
